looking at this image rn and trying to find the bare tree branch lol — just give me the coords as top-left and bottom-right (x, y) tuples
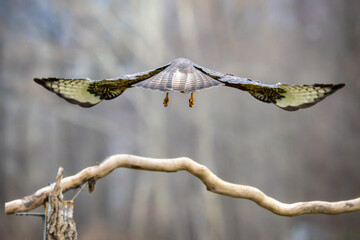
(5, 154), (360, 216)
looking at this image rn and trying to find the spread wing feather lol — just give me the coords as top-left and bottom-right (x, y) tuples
(33, 64), (169, 107)
(273, 83), (345, 111)
(34, 77), (103, 107)
(218, 76), (345, 111)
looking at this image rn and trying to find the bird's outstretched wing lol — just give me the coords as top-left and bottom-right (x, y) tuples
(217, 76), (345, 111)
(34, 64), (169, 107)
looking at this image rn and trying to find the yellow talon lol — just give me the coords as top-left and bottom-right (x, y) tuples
(163, 92), (169, 107)
(189, 92), (194, 107)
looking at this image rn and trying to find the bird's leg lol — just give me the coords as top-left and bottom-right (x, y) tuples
(189, 92), (194, 107)
(163, 92), (169, 107)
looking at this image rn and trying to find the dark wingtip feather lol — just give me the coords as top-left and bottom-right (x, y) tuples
(332, 83), (345, 91)
(34, 78), (45, 86)
(34, 77), (58, 91)
(34, 77), (53, 92)
(314, 83), (345, 92)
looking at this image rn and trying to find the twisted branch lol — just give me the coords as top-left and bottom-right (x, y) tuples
(5, 154), (360, 216)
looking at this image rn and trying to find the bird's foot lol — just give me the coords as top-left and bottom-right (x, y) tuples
(163, 92), (169, 107)
(189, 92), (194, 107)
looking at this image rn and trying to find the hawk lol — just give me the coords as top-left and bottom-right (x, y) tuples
(34, 58), (345, 110)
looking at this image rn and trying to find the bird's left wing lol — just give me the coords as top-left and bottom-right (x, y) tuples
(34, 63), (170, 107)
(217, 76), (345, 111)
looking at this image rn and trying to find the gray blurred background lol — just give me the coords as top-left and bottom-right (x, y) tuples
(1, 0), (359, 239)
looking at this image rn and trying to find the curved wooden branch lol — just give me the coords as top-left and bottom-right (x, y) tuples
(5, 154), (360, 216)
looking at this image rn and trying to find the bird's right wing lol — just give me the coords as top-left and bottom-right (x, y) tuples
(34, 64), (170, 107)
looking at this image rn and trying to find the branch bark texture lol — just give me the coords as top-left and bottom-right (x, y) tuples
(46, 168), (77, 240)
(5, 154), (360, 216)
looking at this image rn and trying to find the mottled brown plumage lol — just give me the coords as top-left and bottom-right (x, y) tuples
(34, 58), (345, 110)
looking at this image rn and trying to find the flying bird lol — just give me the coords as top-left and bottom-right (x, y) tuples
(34, 58), (345, 110)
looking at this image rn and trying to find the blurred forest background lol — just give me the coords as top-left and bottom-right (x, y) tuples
(1, 0), (359, 239)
